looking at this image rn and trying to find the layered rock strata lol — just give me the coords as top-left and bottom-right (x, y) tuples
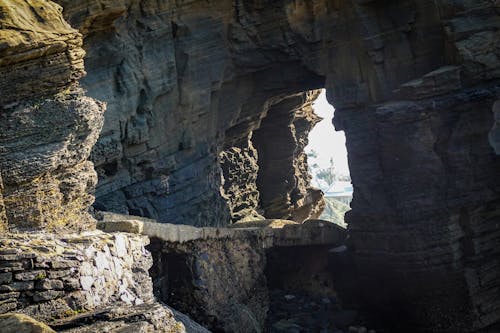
(0, 0), (105, 231)
(489, 100), (500, 154)
(253, 91), (324, 222)
(55, 0), (500, 330)
(0, 0), (499, 331)
(0, 174), (6, 232)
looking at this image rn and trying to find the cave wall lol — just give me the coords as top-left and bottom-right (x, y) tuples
(54, 0), (500, 330)
(253, 91), (324, 222)
(55, 0), (326, 226)
(0, 0), (105, 231)
(0, 0), (499, 331)
(0, 174), (6, 232)
(490, 99), (500, 154)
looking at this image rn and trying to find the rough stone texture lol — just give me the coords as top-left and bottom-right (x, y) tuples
(0, 174), (6, 232)
(52, 303), (188, 333)
(103, 213), (346, 332)
(0, 0), (499, 331)
(489, 100), (500, 154)
(54, 0), (500, 329)
(0, 231), (153, 320)
(253, 91), (324, 222)
(97, 212), (347, 248)
(53, 0), (325, 227)
(149, 234), (268, 333)
(0, 313), (56, 333)
(220, 139), (264, 223)
(0, 0), (85, 106)
(0, 0), (105, 231)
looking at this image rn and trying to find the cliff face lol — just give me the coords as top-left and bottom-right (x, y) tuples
(53, 0), (500, 330)
(55, 0), (326, 227)
(0, 0), (105, 231)
(1, 0), (499, 331)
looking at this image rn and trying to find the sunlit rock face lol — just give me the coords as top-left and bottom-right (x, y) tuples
(0, 174), (6, 232)
(0, 0), (105, 231)
(7, 0), (496, 330)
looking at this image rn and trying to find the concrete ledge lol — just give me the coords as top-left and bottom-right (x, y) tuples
(96, 212), (347, 248)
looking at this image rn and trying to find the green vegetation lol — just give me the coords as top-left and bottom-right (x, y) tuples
(320, 197), (350, 228)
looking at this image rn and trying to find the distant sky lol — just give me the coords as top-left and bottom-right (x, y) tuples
(305, 90), (350, 176)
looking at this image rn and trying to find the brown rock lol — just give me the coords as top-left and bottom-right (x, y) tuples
(0, 0), (105, 231)
(0, 313), (56, 333)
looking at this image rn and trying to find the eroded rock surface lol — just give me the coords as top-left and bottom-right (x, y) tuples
(0, 0), (499, 331)
(0, 174), (6, 232)
(0, 231), (203, 332)
(0, 231), (153, 317)
(0, 313), (56, 333)
(0, 0), (105, 231)
(54, 0), (500, 330)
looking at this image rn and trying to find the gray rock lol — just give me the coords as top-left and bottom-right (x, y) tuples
(0, 272), (12, 284)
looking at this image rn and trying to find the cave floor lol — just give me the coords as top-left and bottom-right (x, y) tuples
(265, 289), (380, 333)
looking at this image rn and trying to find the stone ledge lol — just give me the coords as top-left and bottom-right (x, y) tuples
(97, 212), (347, 248)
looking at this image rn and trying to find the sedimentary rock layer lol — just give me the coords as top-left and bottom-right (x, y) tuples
(0, 0), (498, 331)
(0, 0), (105, 231)
(54, 0), (500, 330)
(253, 91), (324, 222)
(0, 174), (6, 232)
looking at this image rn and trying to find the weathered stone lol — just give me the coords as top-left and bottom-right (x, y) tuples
(14, 270), (46, 281)
(47, 270), (73, 279)
(0, 301), (17, 313)
(0, 261), (24, 272)
(33, 290), (65, 302)
(149, 236), (268, 333)
(0, 292), (20, 301)
(0, 281), (34, 292)
(0, 174), (6, 233)
(35, 279), (64, 291)
(489, 100), (500, 154)
(0, 313), (56, 333)
(51, 303), (187, 333)
(0, 0), (105, 231)
(51, 260), (80, 269)
(0, 0), (498, 331)
(0, 231), (157, 322)
(0, 272), (12, 284)
(79, 276), (94, 291)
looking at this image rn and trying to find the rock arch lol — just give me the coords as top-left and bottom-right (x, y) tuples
(1, 0), (499, 331)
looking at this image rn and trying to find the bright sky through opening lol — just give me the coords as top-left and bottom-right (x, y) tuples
(306, 90), (349, 176)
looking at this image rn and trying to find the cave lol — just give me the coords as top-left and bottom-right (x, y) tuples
(1, 0), (500, 332)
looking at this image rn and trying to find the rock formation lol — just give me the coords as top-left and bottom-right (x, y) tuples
(0, 174), (6, 232)
(490, 100), (500, 154)
(253, 91), (324, 222)
(52, 2), (500, 328)
(0, 0), (499, 332)
(0, 0), (105, 231)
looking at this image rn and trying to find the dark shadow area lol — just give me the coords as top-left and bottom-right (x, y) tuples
(264, 245), (371, 333)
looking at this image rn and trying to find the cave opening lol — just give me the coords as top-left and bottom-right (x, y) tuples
(306, 89), (352, 227)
